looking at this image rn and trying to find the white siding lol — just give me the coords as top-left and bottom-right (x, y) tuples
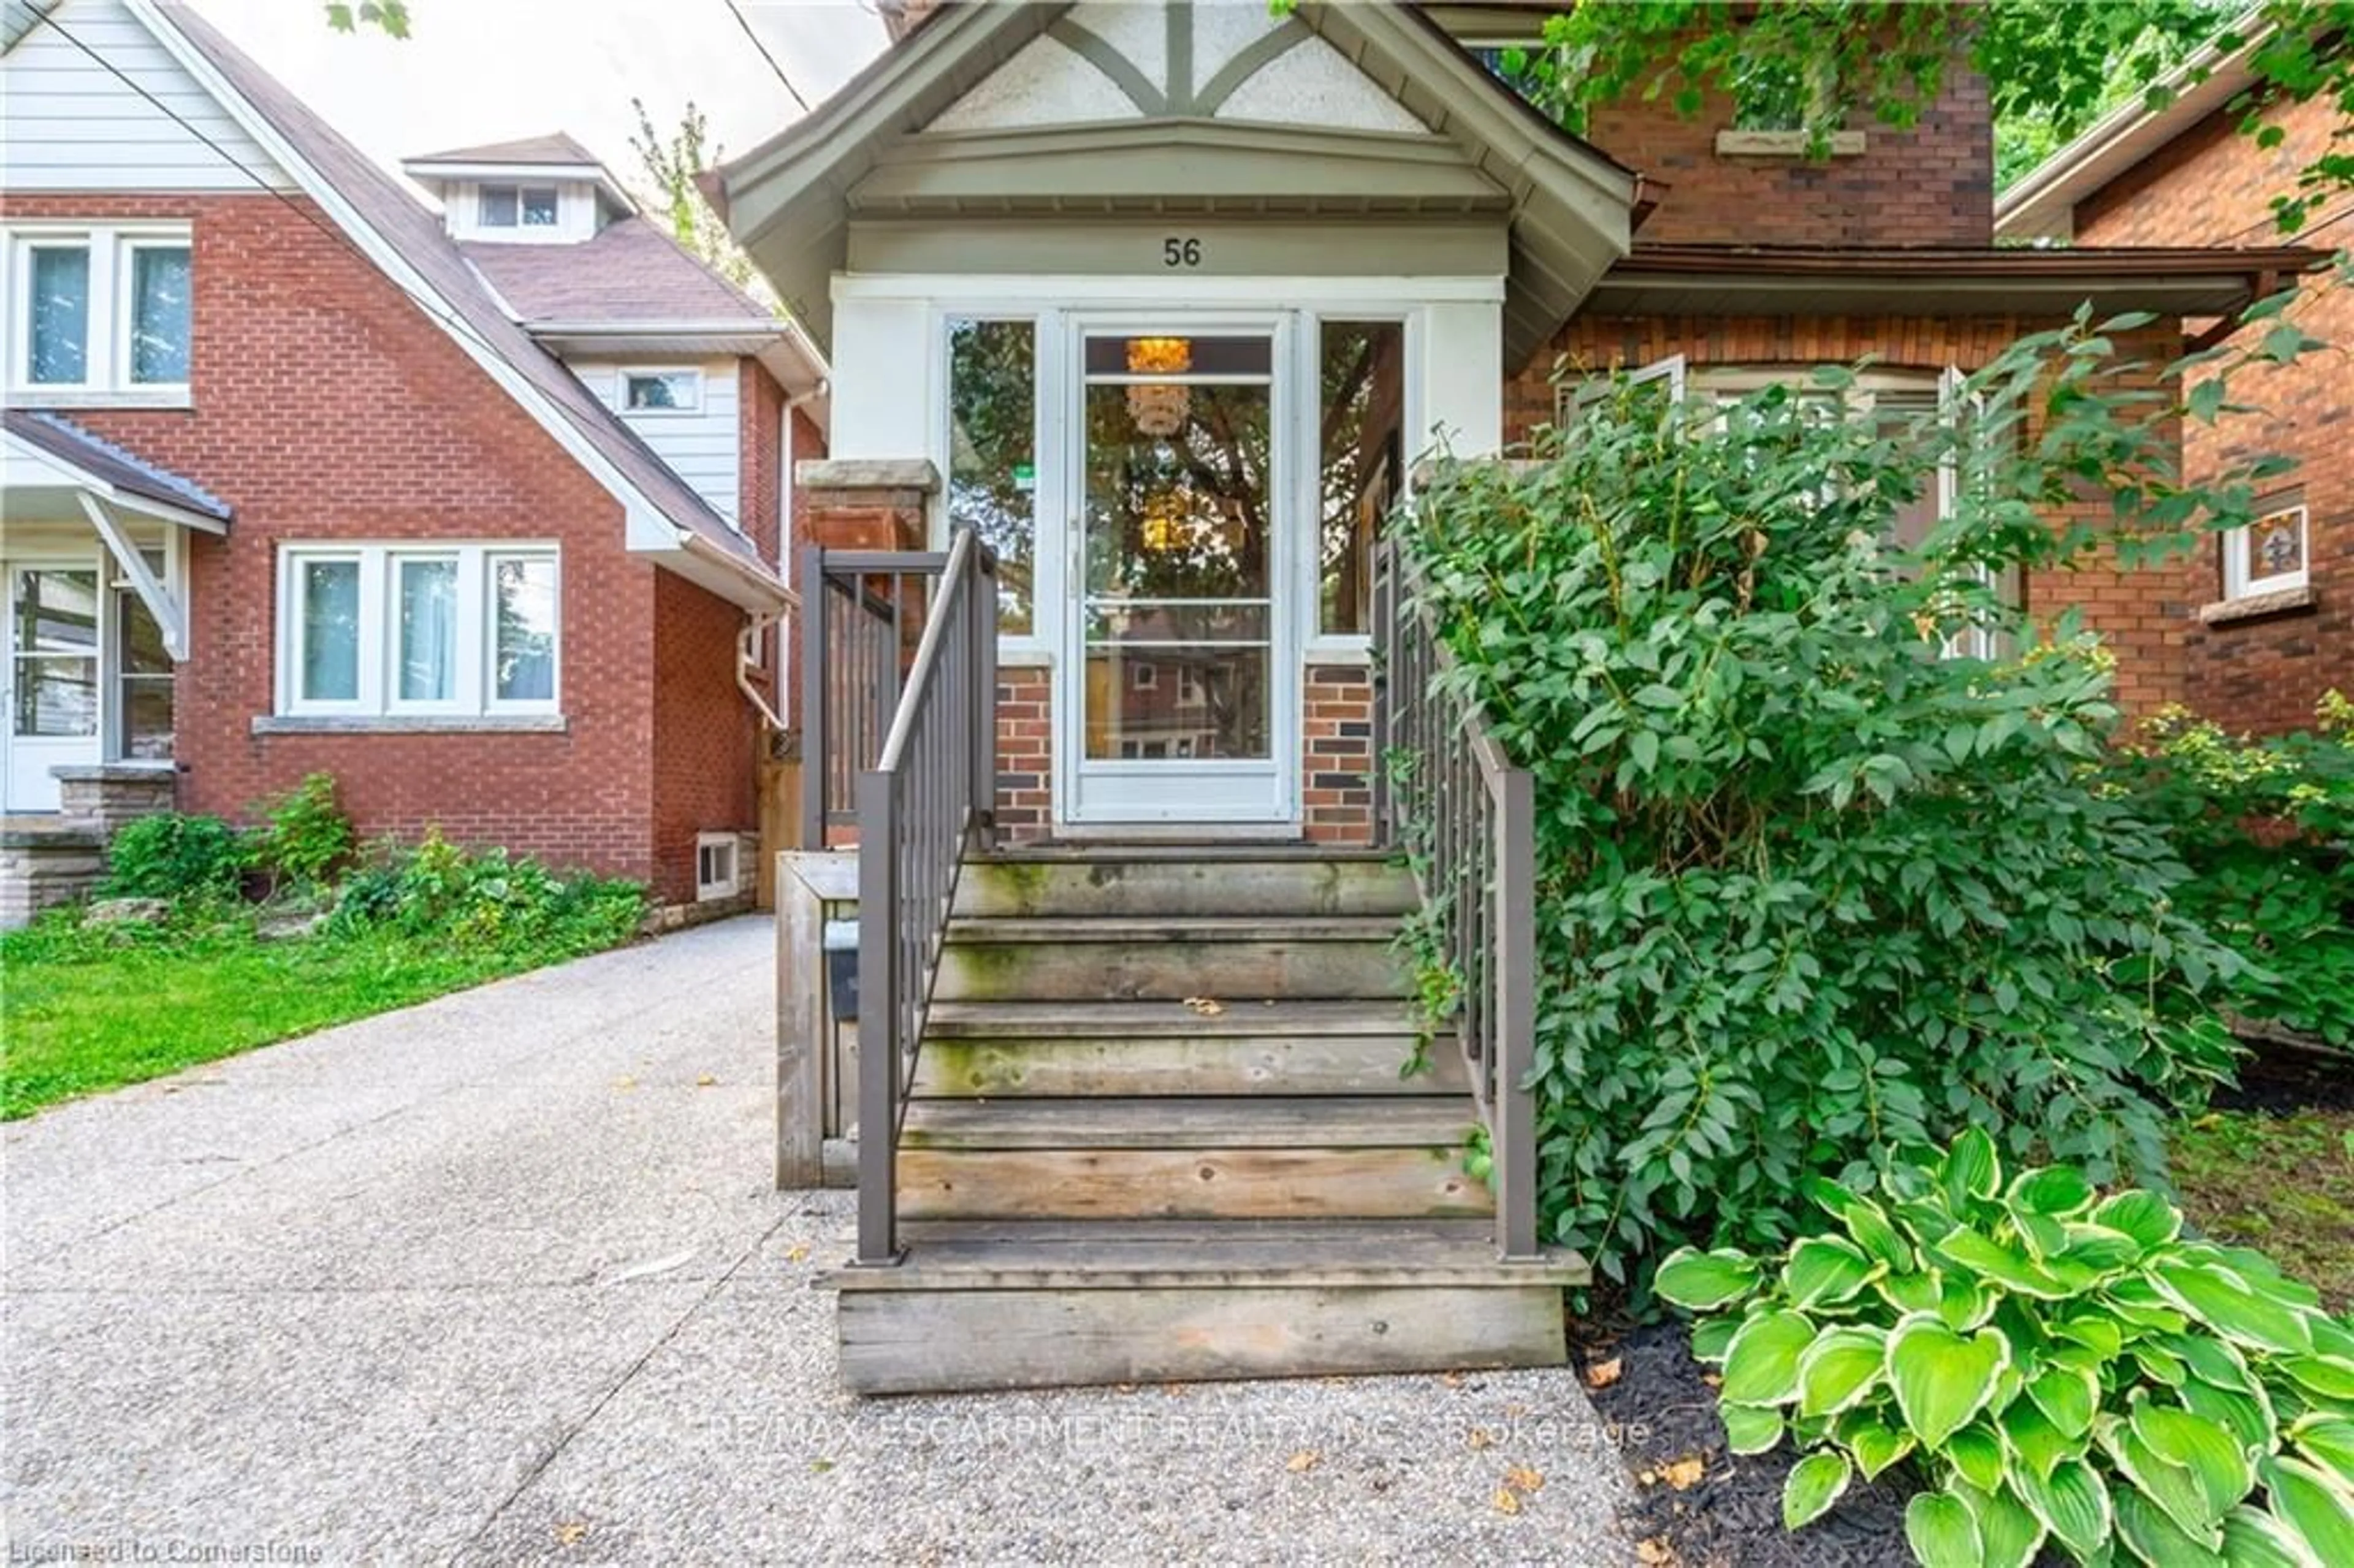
(0, 0), (291, 192)
(571, 357), (743, 527)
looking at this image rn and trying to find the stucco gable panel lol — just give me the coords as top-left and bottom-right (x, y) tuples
(1215, 32), (1428, 134)
(928, 33), (1143, 131)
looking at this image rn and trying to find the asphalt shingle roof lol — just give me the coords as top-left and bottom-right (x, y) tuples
(405, 131), (604, 167)
(153, 6), (768, 573)
(462, 216), (774, 326)
(4, 410), (234, 522)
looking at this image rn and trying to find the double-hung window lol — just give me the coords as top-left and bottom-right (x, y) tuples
(280, 544), (560, 718)
(7, 224), (193, 398)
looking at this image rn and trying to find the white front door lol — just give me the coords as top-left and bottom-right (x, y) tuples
(4, 563), (104, 812)
(1059, 319), (1296, 826)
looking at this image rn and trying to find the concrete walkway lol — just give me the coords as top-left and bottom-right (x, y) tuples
(2, 916), (1636, 1565)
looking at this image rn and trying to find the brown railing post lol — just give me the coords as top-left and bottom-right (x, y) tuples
(1493, 766), (1539, 1261)
(853, 765), (902, 1267)
(1370, 541), (1393, 845)
(972, 554), (999, 853)
(799, 544), (828, 850)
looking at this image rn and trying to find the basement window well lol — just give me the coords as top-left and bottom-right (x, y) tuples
(696, 832), (742, 902)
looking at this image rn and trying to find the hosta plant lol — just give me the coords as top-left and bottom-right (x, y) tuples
(1656, 1129), (2354, 1566)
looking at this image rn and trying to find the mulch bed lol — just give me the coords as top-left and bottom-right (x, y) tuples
(1574, 1317), (1916, 1567)
(2213, 1036), (2354, 1115)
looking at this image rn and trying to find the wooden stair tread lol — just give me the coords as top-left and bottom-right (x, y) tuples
(923, 999), (1426, 1038)
(946, 915), (1401, 943)
(981, 845), (1400, 863)
(899, 1095), (1476, 1149)
(828, 1219), (1590, 1291)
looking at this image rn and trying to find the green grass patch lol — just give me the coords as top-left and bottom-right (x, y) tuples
(1, 914), (638, 1121)
(2172, 1105), (2354, 1315)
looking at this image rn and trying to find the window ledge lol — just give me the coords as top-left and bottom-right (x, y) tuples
(2200, 585), (2316, 626)
(1715, 128), (1868, 158)
(251, 714), (568, 736)
(9, 388), (192, 411)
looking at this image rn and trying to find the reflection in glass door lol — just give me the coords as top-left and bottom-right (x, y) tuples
(1068, 328), (1289, 823)
(6, 566), (103, 812)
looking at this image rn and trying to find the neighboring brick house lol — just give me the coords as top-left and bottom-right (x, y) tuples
(1999, 32), (2350, 734)
(0, 0), (828, 921)
(710, 0), (2323, 845)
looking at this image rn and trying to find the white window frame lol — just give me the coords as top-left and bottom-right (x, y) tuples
(478, 183), (560, 230)
(4, 223), (193, 405)
(2225, 502), (2310, 600)
(116, 236), (194, 389)
(484, 550), (563, 713)
(276, 543), (560, 719)
(1130, 662), (1157, 691)
(695, 832), (742, 902)
(1556, 352), (1685, 429)
(385, 549), (471, 717)
(621, 368), (704, 416)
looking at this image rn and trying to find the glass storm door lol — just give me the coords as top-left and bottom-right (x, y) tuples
(1065, 325), (1293, 824)
(6, 565), (104, 812)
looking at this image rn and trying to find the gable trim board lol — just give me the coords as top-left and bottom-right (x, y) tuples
(104, 1), (789, 612)
(709, 1), (1640, 367)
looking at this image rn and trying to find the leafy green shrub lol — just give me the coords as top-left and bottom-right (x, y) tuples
(1656, 1130), (2354, 1566)
(1401, 325), (2249, 1289)
(2106, 699), (2354, 1051)
(247, 772), (354, 892)
(97, 812), (248, 902)
(330, 828), (644, 955)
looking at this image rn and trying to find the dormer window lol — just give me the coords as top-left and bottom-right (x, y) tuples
(478, 185), (560, 229)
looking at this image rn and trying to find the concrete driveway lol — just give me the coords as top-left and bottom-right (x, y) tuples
(2, 916), (1634, 1565)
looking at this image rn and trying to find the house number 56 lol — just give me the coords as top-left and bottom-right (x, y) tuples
(1163, 237), (1203, 268)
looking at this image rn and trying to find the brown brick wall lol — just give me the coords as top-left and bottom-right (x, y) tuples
(739, 360), (784, 567)
(1586, 47), (1993, 246)
(994, 664), (1053, 843)
(1303, 661), (1376, 845)
(1514, 313), (2195, 719)
(2073, 93), (2352, 734)
(0, 191), (761, 897)
(651, 570), (759, 900)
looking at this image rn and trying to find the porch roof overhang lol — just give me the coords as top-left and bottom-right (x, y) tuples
(1, 411), (231, 533)
(1582, 244), (2338, 321)
(709, 1), (1639, 369)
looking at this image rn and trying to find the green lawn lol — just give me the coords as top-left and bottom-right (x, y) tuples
(2173, 1104), (2354, 1316)
(0, 921), (628, 1120)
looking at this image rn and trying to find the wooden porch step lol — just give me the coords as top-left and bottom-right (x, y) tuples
(913, 999), (1462, 1097)
(894, 1095), (1487, 1222)
(841, 1219), (1591, 1290)
(899, 1095), (1473, 1149)
(956, 854), (1417, 919)
(934, 915), (1409, 1002)
(830, 1220), (1586, 1394)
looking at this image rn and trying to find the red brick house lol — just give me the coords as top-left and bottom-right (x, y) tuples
(0, 0), (828, 919)
(1999, 29), (2350, 733)
(716, 0), (2323, 845)
(706, 2), (2334, 1394)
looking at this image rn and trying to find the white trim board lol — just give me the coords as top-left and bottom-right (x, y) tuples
(835, 273), (1507, 305)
